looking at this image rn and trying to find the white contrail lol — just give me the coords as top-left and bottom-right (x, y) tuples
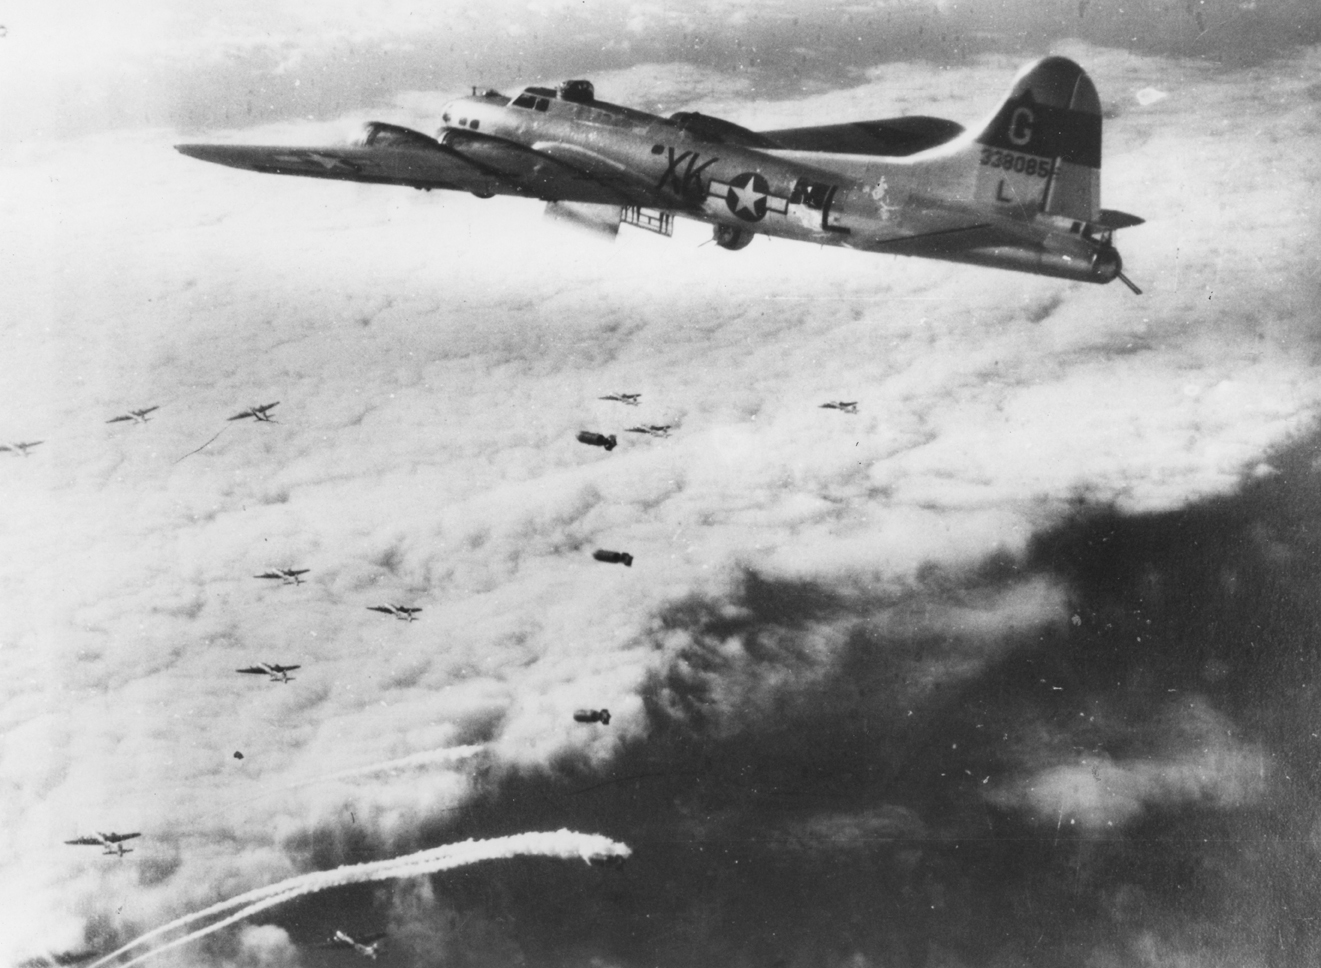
(197, 743), (484, 823)
(87, 830), (628, 968)
(291, 743), (484, 787)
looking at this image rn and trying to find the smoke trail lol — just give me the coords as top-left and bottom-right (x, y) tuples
(87, 830), (629, 968)
(291, 743), (484, 787)
(197, 743), (484, 823)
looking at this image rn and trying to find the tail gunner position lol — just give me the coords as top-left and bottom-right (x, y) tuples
(178, 57), (1142, 290)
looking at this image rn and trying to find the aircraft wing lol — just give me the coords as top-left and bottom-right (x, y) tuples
(106, 832), (141, 843)
(177, 124), (670, 208)
(275, 665), (301, 673)
(357, 933), (386, 945)
(65, 837), (102, 846)
(236, 667), (269, 674)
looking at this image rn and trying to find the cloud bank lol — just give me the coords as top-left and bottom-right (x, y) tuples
(3, 10), (1321, 966)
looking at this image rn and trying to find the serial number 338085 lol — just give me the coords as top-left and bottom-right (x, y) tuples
(979, 148), (1052, 178)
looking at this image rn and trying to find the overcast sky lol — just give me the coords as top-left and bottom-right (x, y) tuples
(4, 2), (1321, 967)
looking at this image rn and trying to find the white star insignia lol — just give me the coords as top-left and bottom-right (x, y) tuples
(305, 152), (350, 170)
(730, 181), (766, 215)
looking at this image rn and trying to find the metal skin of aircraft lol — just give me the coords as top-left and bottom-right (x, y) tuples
(177, 57), (1142, 290)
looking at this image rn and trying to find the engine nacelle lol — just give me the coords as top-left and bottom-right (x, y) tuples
(714, 224), (755, 250)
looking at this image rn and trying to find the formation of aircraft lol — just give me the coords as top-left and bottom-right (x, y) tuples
(368, 604), (422, 621)
(625, 424), (672, 438)
(593, 549), (633, 567)
(573, 708), (611, 725)
(177, 56), (1142, 290)
(600, 393), (640, 406)
(820, 401), (858, 414)
(1, 441), (42, 456)
(106, 406), (159, 425)
(318, 931), (387, 960)
(64, 831), (141, 857)
(255, 567), (310, 585)
(237, 662), (301, 683)
(228, 402), (280, 422)
(577, 431), (617, 451)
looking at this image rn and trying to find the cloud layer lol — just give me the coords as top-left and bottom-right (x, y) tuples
(3, 13), (1321, 967)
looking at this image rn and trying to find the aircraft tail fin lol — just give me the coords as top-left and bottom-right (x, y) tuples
(969, 56), (1103, 223)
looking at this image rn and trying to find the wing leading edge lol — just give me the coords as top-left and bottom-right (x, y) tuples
(176, 122), (656, 207)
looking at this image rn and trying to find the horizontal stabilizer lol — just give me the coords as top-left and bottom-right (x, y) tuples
(761, 116), (965, 157)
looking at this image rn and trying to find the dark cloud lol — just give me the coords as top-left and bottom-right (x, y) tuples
(265, 427), (1321, 968)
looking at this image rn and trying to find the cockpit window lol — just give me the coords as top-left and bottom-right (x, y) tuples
(512, 93), (537, 109)
(534, 98), (549, 112)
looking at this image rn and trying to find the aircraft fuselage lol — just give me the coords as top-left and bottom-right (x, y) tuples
(439, 89), (1119, 284)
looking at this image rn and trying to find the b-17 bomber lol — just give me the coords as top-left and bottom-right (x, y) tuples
(574, 708), (612, 725)
(237, 662), (301, 683)
(368, 604), (422, 621)
(593, 549), (633, 567)
(64, 831), (141, 857)
(106, 406), (159, 425)
(820, 401), (858, 414)
(625, 424), (672, 437)
(317, 931), (387, 960)
(577, 431), (617, 451)
(228, 402), (280, 422)
(177, 57), (1142, 289)
(255, 568), (310, 585)
(600, 393), (641, 406)
(1, 441), (43, 456)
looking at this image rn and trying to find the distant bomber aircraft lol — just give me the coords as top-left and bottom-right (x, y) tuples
(255, 567), (310, 585)
(600, 393), (641, 406)
(577, 431), (617, 451)
(318, 931), (386, 960)
(593, 549), (633, 567)
(626, 424), (672, 437)
(178, 57), (1142, 289)
(1, 441), (42, 456)
(819, 401), (858, 413)
(237, 662), (300, 683)
(65, 831), (141, 857)
(368, 604), (422, 621)
(574, 708), (611, 725)
(229, 402), (279, 422)
(107, 406), (159, 425)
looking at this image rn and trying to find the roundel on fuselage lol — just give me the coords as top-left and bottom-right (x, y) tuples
(725, 172), (771, 222)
